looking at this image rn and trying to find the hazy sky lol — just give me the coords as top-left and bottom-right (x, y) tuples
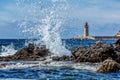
(0, 0), (120, 39)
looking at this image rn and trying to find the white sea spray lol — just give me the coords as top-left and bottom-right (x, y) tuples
(17, 0), (71, 56)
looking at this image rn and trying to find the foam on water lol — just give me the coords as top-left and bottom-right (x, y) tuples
(0, 44), (17, 57)
(0, 61), (98, 72)
(17, 0), (71, 56)
(0, 76), (34, 80)
(1, 62), (38, 70)
(0, 62), (119, 80)
(39, 61), (99, 71)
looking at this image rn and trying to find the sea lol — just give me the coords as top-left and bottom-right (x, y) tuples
(0, 39), (120, 80)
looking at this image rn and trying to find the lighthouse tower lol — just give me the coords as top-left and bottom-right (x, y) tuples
(84, 22), (89, 37)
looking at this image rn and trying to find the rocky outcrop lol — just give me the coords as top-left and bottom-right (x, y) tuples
(97, 58), (120, 73)
(114, 39), (120, 52)
(71, 46), (86, 60)
(72, 42), (116, 63)
(0, 64), (6, 68)
(0, 44), (49, 61)
(52, 56), (73, 61)
(0, 38), (120, 73)
(113, 39), (120, 63)
(115, 39), (120, 46)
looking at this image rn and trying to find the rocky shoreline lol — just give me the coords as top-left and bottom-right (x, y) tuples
(0, 39), (120, 73)
(0, 44), (49, 61)
(53, 39), (120, 72)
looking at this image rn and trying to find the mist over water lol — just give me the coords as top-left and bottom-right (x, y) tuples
(17, 0), (71, 56)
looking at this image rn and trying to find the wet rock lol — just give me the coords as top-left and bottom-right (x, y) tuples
(114, 46), (120, 52)
(113, 39), (120, 52)
(52, 56), (60, 61)
(115, 39), (120, 46)
(13, 44), (49, 61)
(97, 58), (120, 73)
(59, 55), (72, 61)
(0, 64), (6, 68)
(27, 43), (35, 53)
(72, 42), (116, 63)
(0, 56), (13, 61)
(71, 46), (86, 60)
(0, 44), (49, 61)
(34, 45), (49, 57)
(52, 55), (72, 61)
(114, 52), (120, 63)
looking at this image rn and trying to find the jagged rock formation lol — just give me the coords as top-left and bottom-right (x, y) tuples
(52, 39), (120, 64)
(71, 39), (120, 63)
(97, 58), (120, 73)
(0, 44), (49, 61)
(71, 42), (117, 63)
(70, 39), (120, 72)
(0, 38), (120, 73)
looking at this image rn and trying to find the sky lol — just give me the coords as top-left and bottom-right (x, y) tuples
(0, 0), (120, 39)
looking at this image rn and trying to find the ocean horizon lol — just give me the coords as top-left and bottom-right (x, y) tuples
(0, 0), (120, 79)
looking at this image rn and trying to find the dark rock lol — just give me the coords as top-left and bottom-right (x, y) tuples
(0, 64), (6, 68)
(115, 39), (120, 46)
(71, 46), (86, 60)
(52, 55), (72, 61)
(114, 52), (120, 63)
(52, 56), (60, 61)
(113, 39), (120, 52)
(97, 58), (120, 73)
(0, 44), (49, 61)
(72, 42), (116, 63)
(114, 45), (120, 52)
(59, 55), (72, 61)
(34, 45), (49, 57)
(0, 56), (13, 61)
(27, 43), (35, 53)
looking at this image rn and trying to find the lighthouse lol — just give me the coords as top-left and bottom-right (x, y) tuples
(84, 22), (89, 37)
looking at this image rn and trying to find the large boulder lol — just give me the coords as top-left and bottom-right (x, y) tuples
(14, 44), (49, 61)
(114, 45), (120, 52)
(71, 46), (86, 60)
(97, 58), (120, 73)
(72, 42), (116, 63)
(114, 52), (120, 63)
(114, 39), (120, 52)
(113, 39), (120, 62)
(34, 45), (49, 57)
(27, 43), (35, 53)
(0, 44), (49, 61)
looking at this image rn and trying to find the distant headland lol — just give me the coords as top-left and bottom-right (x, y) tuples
(73, 22), (120, 40)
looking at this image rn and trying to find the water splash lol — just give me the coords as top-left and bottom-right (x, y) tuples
(17, 0), (71, 56)
(0, 44), (17, 57)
